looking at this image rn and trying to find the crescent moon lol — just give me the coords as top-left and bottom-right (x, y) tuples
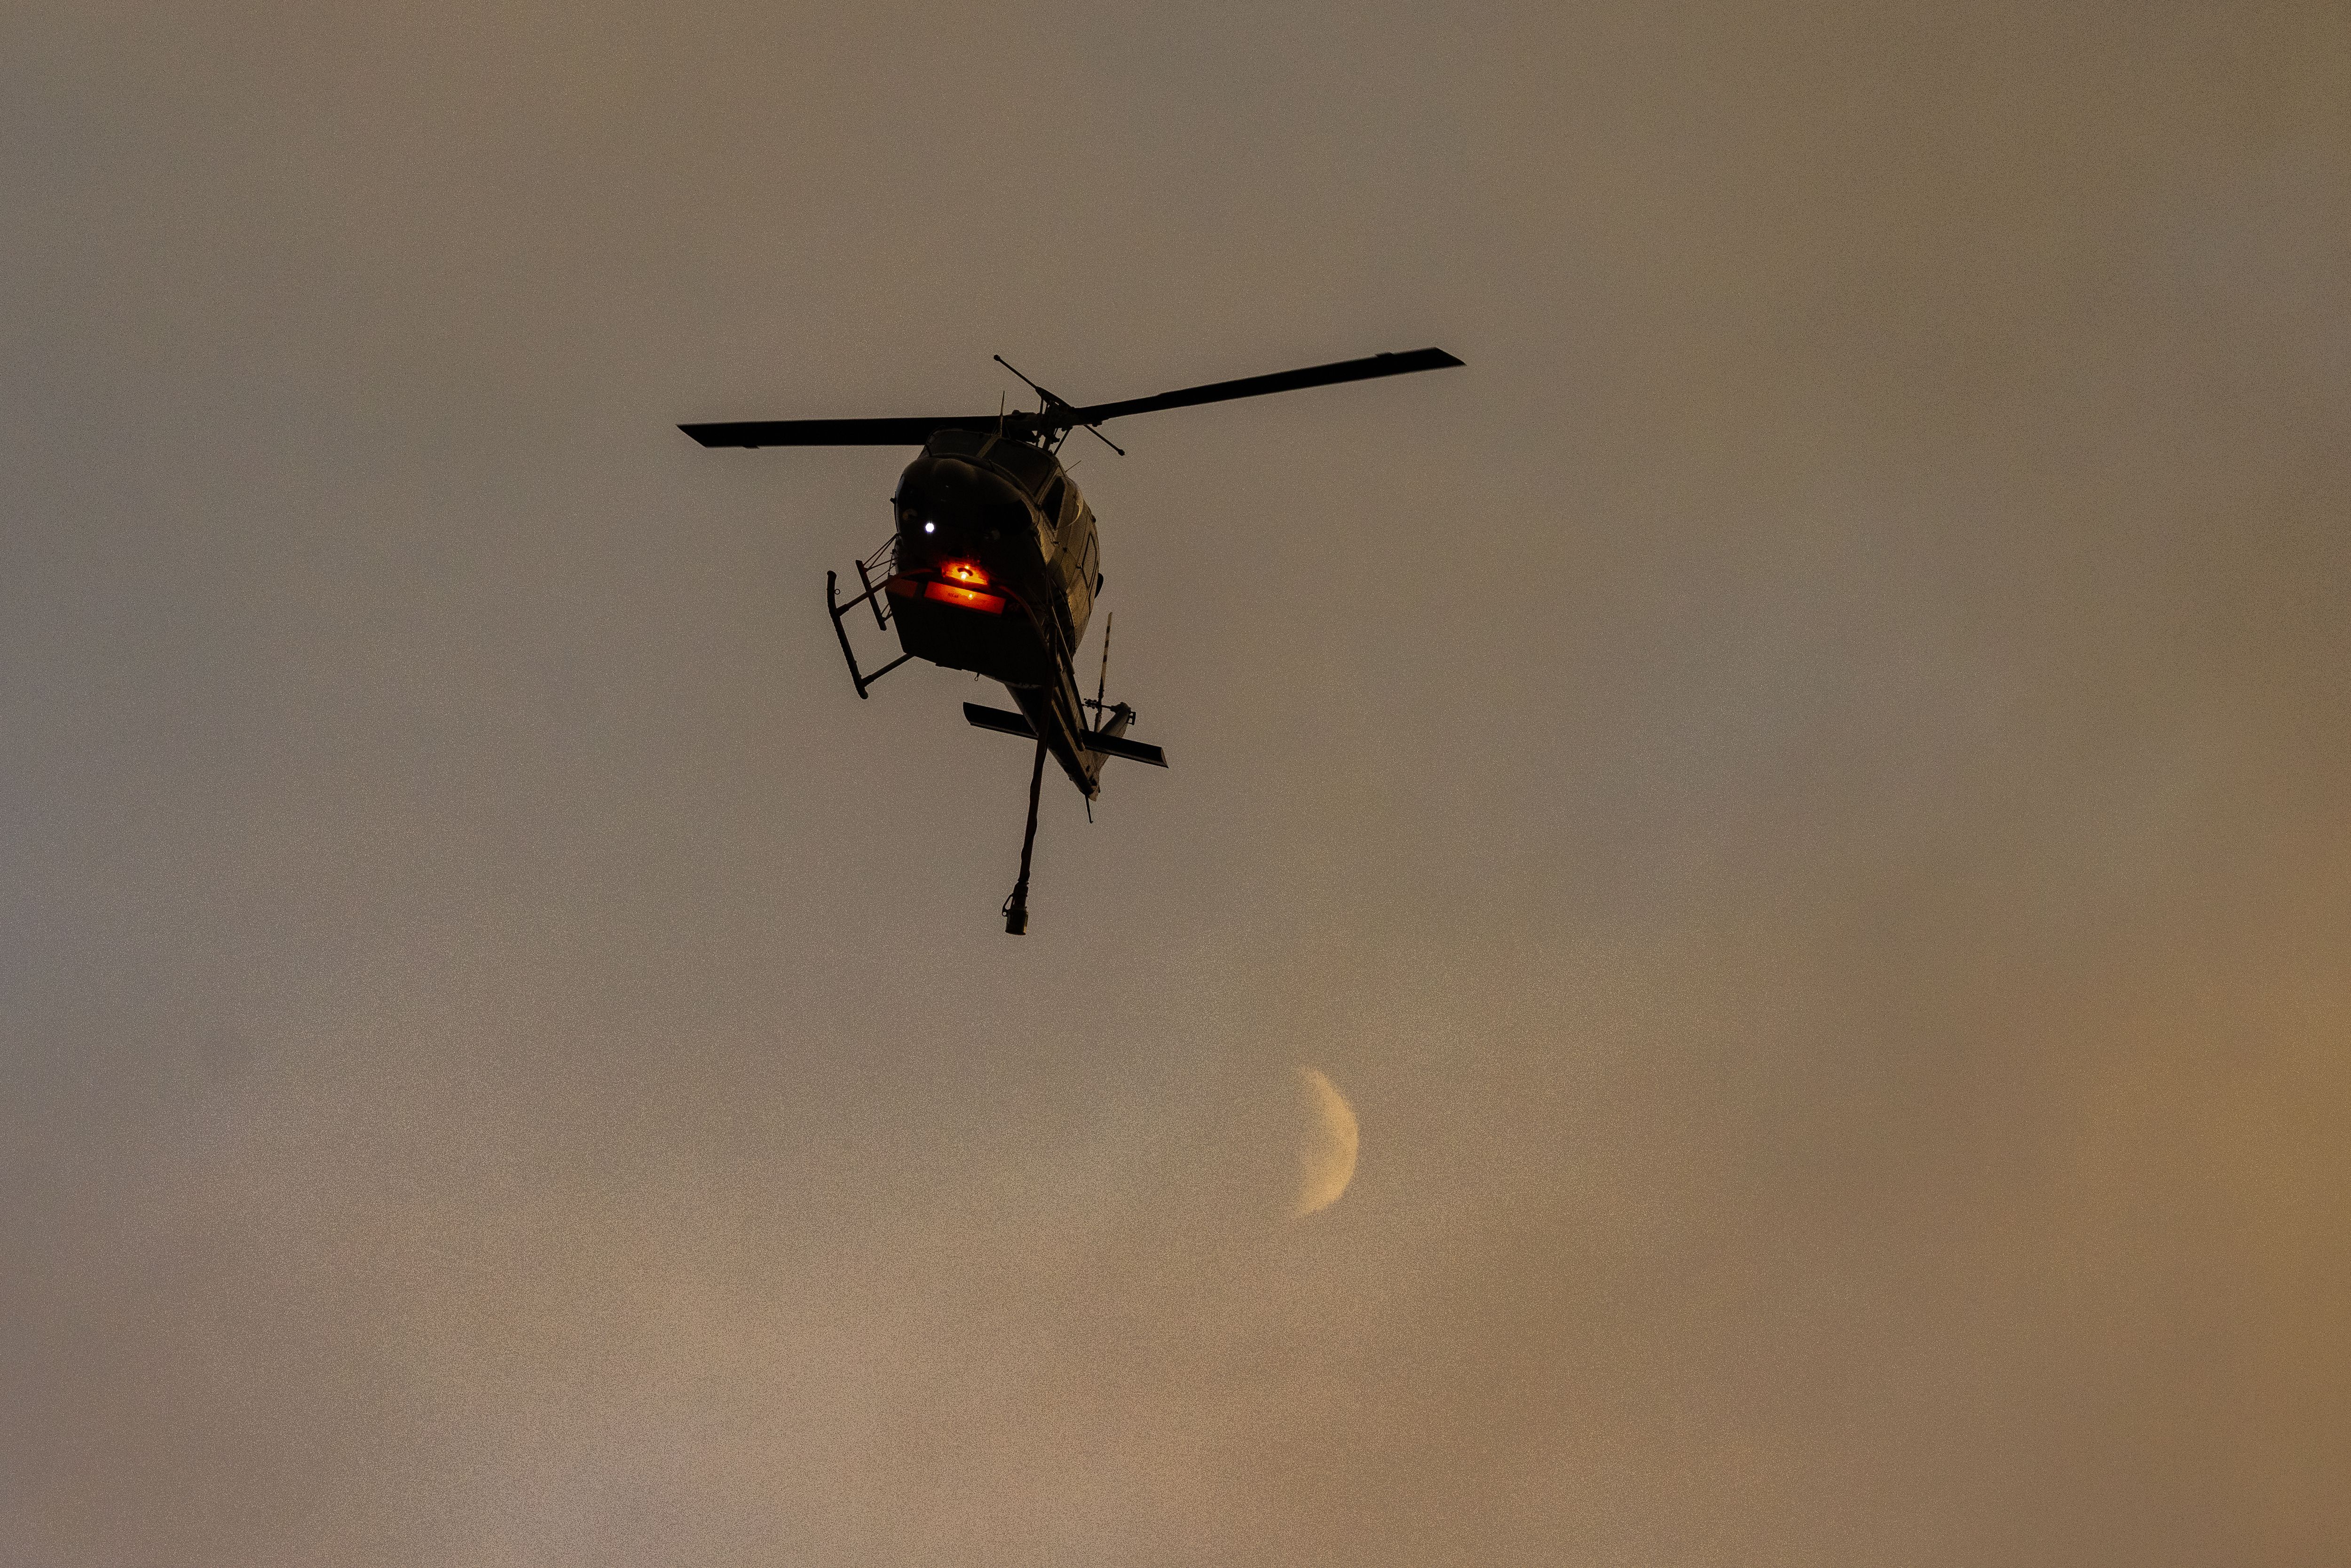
(1292, 1067), (1359, 1218)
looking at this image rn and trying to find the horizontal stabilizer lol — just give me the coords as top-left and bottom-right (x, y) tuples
(1081, 731), (1168, 768)
(963, 703), (1036, 738)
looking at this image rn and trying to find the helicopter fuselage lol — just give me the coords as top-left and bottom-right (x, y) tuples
(882, 429), (1107, 795)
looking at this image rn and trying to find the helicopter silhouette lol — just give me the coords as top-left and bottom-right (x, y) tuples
(680, 346), (1463, 933)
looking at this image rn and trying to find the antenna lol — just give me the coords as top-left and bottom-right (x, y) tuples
(1094, 610), (1114, 718)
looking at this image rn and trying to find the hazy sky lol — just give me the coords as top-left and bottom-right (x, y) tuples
(5, 3), (2347, 1565)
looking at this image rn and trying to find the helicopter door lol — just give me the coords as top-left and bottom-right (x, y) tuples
(1026, 475), (1062, 563)
(1065, 521), (1097, 635)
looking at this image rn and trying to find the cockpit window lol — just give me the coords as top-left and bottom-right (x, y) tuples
(926, 429), (991, 459)
(986, 440), (1057, 497)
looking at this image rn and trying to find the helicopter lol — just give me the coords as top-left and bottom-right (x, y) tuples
(680, 346), (1464, 933)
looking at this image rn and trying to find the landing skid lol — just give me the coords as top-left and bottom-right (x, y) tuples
(824, 545), (912, 699)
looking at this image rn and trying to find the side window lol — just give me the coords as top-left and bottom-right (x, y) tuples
(1039, 478), (1066, 535)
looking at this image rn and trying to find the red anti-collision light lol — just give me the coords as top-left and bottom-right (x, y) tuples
(924, 581), (1006, 614)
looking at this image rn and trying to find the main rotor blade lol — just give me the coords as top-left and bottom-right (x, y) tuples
(679, 416), (990, 448)
(1062, 347), (1463, 426)
(680, 347), (1461, 446)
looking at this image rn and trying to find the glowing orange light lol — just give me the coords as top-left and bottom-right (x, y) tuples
(925, 581), (1006, 614)
(941, 560), (989, 586)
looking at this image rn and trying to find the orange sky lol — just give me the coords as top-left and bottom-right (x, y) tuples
(3, 2), (2346, 1564)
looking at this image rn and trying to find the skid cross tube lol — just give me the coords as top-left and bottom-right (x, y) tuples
(851, 557), (891, 632)
(825, 570), (912, 699)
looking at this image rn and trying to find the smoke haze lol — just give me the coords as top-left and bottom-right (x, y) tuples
(4, 2), (2346, 1564)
